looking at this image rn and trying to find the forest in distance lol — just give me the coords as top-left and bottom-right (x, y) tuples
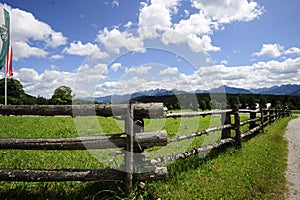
(133, 93), (300, 110)
(1, 78), (300, 110)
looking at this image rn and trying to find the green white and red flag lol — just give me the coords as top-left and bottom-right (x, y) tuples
(0, 7), (12, 76)
(5, 42), (12, 76)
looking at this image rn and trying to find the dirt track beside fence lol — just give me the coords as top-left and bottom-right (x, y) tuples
(285, 116), (300, 199)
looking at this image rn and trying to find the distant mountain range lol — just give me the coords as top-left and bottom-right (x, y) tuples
(93, 84), (300, 103)
(94, 89), (189, 103)
(250, 84), (300, 96)
(208, 85), (251, 94)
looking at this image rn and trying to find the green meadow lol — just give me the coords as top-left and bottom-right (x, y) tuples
(0, 114), (292, 199)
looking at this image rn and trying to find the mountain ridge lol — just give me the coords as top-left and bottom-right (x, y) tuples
(93, 84), (300, 103)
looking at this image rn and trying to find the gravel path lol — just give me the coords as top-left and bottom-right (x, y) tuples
(285, 116), (300, 200)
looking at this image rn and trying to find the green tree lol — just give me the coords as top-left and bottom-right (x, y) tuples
(227, 96), (240, 109)
(258, 95), (268, 109)
(36, 95), (48, 105)
(0, 78), (25, 98)
(0, 78), (29, 104)
(50, 86), (73, 105)
(247, 94), (257, 110)
(198, 100), (207, 111)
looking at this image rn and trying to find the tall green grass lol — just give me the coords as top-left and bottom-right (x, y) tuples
(147, 117), (292, 199)
(0, 116), (125, 199)
(292, 110), (300, 115)
(0, 115), (292, 199)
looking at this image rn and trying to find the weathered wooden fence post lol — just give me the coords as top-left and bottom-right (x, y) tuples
(249, 111), (257, 130)
(133, 116), (146, 176)
(233, 106), (241, 149)
(221, 111), (232, 139)
(269, 109), (274, 123)
(284, 107), (291, 117)
(263, 109), (268, 125)
(260, 108), (264, 133)
(280, 108), (284, 118)
(125, 103), (134, 193)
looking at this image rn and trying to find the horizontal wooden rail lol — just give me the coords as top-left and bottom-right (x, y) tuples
(263, 120), (269, 126)
(262, 114), (269, 118)
(0, 130), (167, 150)
(168, 124), (234, 143)
(240, 117), (260, 126)
(239, 109), (260, 113)
(0, 103), (164, 118)
(241, 125), (262, 138)
(147, 108), (291, 165)
(147, 138), (235, 165)
(166, 109), (233, 118)
(0, 167), (167, 182)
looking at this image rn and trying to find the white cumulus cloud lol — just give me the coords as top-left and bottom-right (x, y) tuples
(159, 67), (179, 75)
(96, 28), (145, 53)
(191, 0), (264, 23)
(285, 47), (300, 55)
(63, 41), (108, 59)
(5, 56), (300, 98)
(50, 55), (64, 60)
(125, 65), (152, 74)
(8, 63), (110, 98)
(253, 44), (300, 58)
(110, 63), (122, 72)
(2, 4), (67, 60)
(13, 41), (48, 60)
(253, 44), (284, 58)
(112, 0), (119, 7)
(138, 0), (179, 38)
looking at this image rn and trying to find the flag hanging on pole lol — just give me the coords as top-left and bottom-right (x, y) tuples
(5, 42), (12, 76)
(0, 7), (10, 70)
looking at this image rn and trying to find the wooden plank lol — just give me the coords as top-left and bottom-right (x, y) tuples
(137, 167), (168, 181)
(0, 167), (167, 182)
(0, 130), (167, 150)
(239, 109), (260, 113)
(241, 125), (262, 138)
(240, 117), (260, 126)
(166, 109), (233, 118)
(147, 138), (235, 165)
(0, 103), (164, 118)
(168, 124), (233, 143)
(0, 169), (122, 182)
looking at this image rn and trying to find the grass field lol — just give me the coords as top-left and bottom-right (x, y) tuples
(148, 117), (292, 199)
(0, 114), (292, 199)
(292, 110), (300, 115)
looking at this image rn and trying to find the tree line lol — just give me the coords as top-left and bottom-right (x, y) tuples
(134, 93), (300, 110)
(0, 78), (72, 105)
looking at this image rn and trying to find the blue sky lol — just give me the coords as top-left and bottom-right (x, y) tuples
(0, 0), (300, 98)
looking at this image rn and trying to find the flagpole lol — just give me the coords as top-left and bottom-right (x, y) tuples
(4, 70), (7, 105)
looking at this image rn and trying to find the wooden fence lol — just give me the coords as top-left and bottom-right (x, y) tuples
(0, 103), (291, 191)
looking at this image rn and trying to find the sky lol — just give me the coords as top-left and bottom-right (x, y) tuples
(0, 0), (300, 99)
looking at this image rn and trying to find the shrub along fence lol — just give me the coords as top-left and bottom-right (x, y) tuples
(0, 103), (291, 191)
